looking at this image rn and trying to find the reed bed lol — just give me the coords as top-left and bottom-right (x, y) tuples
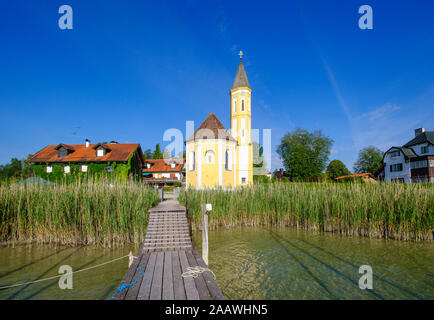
(0, 180), (160, 246)
(179, 183), (434, 241)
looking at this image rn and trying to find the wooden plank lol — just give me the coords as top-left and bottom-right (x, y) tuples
(110, 244), (143, 300)
(179, 250), (200, 300)
(150, 252), (164, 300)
(172, 251), (186, 300)
(124, 253), (150, 300)
(192, 249), (224, 300)
(137, 253), (157, 300)
(185, 250), (211, 300)
(162, 251), (174, 300)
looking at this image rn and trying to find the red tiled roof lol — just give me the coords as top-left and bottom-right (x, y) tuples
(186, 112), (236, 142)
(26, 143), (143, 163)
(142, 159), (184, 173)
(335, 173), (374, 180)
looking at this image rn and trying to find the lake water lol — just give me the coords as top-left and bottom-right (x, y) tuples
(0, 227), (433, 300)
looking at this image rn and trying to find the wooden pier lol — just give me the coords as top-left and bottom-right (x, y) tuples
(111, 200), (224, 300)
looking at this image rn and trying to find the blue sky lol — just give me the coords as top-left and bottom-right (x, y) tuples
(0, 0), (433, 171)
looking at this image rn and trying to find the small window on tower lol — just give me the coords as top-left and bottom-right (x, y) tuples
(233, 99), (237, 113)
(241, 98), (245, 112)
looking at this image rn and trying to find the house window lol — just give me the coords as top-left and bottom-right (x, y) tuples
(81, 165), (88, 172)
(391, 178), (405, 183)
(46, 166), (53, 173)
(390, 150), (400, 158)
(170, 163), (176, 169)
(97, 149), (105, 157)
(410, 160), (428, 169)
(390, 163), (403, 172)
(104, 166), (113, 172)
(241, 97), (245, 112)
(189, 151), (195, 171)
(146, 163), (151, 169)
(225, 149), (232, 171)
(205, 150), (215, 164)
(59, 150), (67, 157)
(241, 177), (247, 184)
(429, 160), (434, 167)
(64, 166), (70, 174)
(421, 146), (429, 154)
(233, 99), (237, 113)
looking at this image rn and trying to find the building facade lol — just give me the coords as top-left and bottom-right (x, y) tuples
(26, 140), (144, 181)
(142, 158), (184, 185)
(377, 128), (434, 183)
(185, 55), (253, 188)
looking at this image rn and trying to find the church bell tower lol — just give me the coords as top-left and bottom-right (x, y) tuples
(230, 51), (253, 185)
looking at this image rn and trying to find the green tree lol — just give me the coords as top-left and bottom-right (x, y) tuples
(326, 159), (350, 180)
(276, 128), (333, 181)
(152, 144), (163, 159)
(176, 150), (186, 159)
(353, 146), (383, 174)
(252, 142), (267, 175)
(143, 149), (152, 159)
(0, 155), (34, 180)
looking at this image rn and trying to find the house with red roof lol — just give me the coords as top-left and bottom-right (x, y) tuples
(26, 139), (145, 181)
(142, 158), (185, 185)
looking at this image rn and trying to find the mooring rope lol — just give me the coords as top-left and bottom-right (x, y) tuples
(108, 266), (145, 300)
(182, 266), (216, 280)
(0, 254), (132, 290)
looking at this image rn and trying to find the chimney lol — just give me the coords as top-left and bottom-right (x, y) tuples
(85, 139), (90, 148)
(414, 127), (425, 137)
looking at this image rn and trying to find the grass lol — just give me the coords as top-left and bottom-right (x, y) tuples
(179, 183), (434, 241)
(0, 180), (160, 246)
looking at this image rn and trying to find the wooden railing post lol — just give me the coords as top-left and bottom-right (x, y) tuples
(185, 190), (193, 239)
(201, 204), (209, 266)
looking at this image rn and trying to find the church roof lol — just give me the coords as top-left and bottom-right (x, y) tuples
(186, 112), (236, 143)
(232, 61), (251, 89)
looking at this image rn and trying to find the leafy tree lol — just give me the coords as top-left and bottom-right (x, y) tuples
(152, 144), (163, 159)
(253, 142), (267, 175)
(143, 149), (152, 159)
(162, 148), (171, 160)
(276, 128), (333, 181)
(0, 155), (34, 180)
(176, 150), (186, 159)
(353, 146), (383, 174)
(326, 160), (350, 180)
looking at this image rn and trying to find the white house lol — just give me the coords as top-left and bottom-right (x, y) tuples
(377, 128), (434, 183)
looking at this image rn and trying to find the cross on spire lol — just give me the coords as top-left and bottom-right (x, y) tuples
(238, 50), (244, 61)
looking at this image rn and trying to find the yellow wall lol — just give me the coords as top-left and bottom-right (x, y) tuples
(186, 139), (236, 188)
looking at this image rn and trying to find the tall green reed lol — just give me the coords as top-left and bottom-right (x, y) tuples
(0, 179), (160, 246)
(179, 183), (434, 241)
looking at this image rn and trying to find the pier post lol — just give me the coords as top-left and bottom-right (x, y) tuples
(201, 204), (210, 266)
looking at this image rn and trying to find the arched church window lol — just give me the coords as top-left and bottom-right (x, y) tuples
(189, 151), (195, 171)
(205, 150), (215, 164)
(225, 149), (232, 170)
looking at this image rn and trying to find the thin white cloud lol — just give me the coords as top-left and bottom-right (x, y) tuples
(359, 103), (401, 121)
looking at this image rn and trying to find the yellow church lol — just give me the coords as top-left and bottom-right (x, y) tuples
(186, 52), (253, 188)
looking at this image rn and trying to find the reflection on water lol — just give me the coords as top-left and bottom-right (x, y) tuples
(0, 227), (433, 300)
(0, 244), (138, 300)
(193, 227), (434, 300)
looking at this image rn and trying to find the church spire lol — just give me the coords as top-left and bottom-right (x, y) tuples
(232, 51), (251, 89)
